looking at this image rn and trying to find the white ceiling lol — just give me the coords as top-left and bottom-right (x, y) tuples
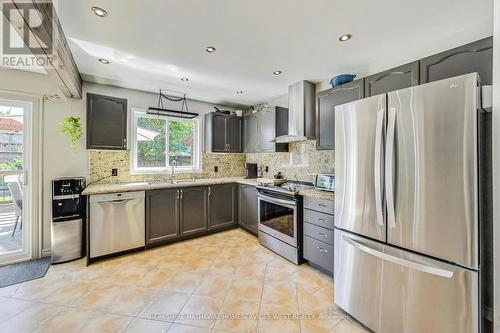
(56, 0), (493, 106)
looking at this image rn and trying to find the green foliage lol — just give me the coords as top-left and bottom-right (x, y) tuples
(137, 117), (194, 167)
(0, 156), (23, 171)
(59, 116), (82, 149)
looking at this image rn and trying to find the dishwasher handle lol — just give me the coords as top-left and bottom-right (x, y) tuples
(89, 191), (145, 203)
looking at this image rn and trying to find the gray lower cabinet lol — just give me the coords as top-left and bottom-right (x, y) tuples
(303, 197), (335, 274)
(364, 61), (419, 97)
(238, 184), (258, 235)
(420, 36), (493, 85)
(146, 189), (179, 245)
(180, 187), (208, 235)
(87, 93), (127, 150)
(208, 184), (237, 230)
(316, 80), (364, 150)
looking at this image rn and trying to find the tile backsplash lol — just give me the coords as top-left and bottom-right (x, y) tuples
(88, 140), (333, 184)
(246, 141), (334, 183)
(89, 150), (246, 183)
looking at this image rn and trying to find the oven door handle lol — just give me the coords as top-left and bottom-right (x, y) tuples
(258, 194), (296, 208)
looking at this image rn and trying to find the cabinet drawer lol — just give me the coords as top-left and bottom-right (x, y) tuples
(303, 197), (334, 214)
(304, 209), (334, 230)
(304, 222), (334, 245)
(303, 235), (334, 273)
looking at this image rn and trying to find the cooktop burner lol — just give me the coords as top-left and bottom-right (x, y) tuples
(257, 181), (314, 196)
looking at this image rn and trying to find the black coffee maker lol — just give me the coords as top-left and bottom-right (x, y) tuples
(245, 163), (258, 179)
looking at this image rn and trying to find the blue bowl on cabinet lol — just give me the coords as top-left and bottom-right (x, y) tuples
(330, 74), (356, 88)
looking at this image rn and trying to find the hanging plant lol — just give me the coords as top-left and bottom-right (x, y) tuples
(59, 116), (82, 150)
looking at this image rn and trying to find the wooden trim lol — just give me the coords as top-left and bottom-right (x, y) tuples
(8, 0), (82, 99)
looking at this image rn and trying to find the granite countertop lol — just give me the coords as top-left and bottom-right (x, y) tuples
(298, 188), (335, 201)
(82, 177), (276, 195)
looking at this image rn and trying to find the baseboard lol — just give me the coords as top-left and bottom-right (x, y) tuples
(41, 248), (51, 258)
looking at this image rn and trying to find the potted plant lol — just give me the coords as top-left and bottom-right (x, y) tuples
(59, 116), (82, 151)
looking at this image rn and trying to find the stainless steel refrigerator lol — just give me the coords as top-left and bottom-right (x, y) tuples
(334, 73), (492, 333)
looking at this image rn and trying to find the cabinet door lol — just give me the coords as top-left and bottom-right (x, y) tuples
(316, 80), (364, 150)
(364, 61), (419, 97)
(243, 113), (259, 153)
(87, 93), (127, 150)
(146, 189), (179, 245)
(208, 184), (236, 230)
(211, 114), (227, 152)
(227, 116), (242, 152)
(238, 185), (258, 235)
(420, 37), (493, 85)
(180, 187), (207, 235)
(259, 108), (276, 152)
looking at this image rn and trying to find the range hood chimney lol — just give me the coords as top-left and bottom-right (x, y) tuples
(275, 80), (316, 143)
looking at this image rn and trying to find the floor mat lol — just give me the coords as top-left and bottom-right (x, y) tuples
(0, 257), (51, 288)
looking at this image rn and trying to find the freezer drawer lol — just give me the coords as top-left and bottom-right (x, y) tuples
(334, 230), (478, 333)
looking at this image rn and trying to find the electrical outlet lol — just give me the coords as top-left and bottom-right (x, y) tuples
(112, 168), (118, 176)
(265, 166), (269, 172)
(214, 166), (219, 173)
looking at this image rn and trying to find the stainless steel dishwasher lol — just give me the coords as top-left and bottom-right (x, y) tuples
(89, 191), (145, 258)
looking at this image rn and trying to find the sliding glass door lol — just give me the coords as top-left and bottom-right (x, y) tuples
(0, 98), (32, 265)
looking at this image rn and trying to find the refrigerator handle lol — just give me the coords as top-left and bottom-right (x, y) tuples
(374, 108), (385, 227)
(385, 107), (396, 229)
(343, 234), (454, 278)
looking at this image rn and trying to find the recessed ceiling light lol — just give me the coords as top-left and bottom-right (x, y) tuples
(236, 91), (244, 94)
(206, 46), (216, 53)
(339, 34), (352, 42)
(181, 78), (189, 82)
(273, 70), (282, 75)
(98, 58), (109, 64)
(91, 6), (108, 18)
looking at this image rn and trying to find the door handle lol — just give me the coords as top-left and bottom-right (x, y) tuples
(385, 107), (396, 229)
(343, 234), (453, 278)
(374, 107), (385, 227)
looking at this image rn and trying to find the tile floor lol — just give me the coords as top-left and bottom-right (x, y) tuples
(0, 229), (369, 333)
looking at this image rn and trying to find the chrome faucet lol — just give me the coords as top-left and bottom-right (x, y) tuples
(171, 160), (177, 183)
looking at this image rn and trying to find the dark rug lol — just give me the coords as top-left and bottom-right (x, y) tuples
(0, 257), (51, 288)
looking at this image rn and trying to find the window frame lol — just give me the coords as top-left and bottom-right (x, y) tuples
(130, 108), (202, 174)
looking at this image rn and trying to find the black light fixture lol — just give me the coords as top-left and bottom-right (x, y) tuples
(91, 6), (108, 18)
(273, 70), (282, 75)
(98, 58), (109, 64)
(147, 90), (198, 119)
(206, 46), (216, 53)
(339, 33), (352, 42)
(236, 90), (244, 94)
(181, 77), (189, 82)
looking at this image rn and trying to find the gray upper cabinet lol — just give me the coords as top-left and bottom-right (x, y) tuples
(364, 61), (419, 97)
(146, 189), (179, 245)
(316, 80), (364, 150)
(238, 184), (258, 235)
(420, 37), (493, 85)
(243, 107), (288, 153)
(204, 113), (242, 153)
(180, 187), (207, 236)
(208, 184), (237, 230)
(86, 93), (127, 150)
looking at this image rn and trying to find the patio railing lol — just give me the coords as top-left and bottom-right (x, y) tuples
(0, 170), (22, 204)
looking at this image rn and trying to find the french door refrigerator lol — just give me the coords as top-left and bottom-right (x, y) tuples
(334, 73), (491, 333)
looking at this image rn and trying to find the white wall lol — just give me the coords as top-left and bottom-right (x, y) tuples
(493, 0), (500, 331)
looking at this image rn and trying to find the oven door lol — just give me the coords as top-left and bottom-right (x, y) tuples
(258, 193), (297, 247)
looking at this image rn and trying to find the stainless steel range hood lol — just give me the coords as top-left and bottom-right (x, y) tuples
(275, 80), (316, 143)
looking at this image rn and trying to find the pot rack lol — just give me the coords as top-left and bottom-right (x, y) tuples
(147, 89), (199, 119)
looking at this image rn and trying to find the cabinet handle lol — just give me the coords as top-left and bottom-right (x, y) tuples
(176, 189), (179, 199)
(318, 218), (326, 223)
(317, 232), (327, 238)
(317, 246), (328, 253)
(208, 187), (211, 196)
(180, 189), (183, 199)
(318, 203), (327, 208)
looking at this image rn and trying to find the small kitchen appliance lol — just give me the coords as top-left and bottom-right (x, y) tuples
(51, 177), (86, 264)
(314, 174), (335, 192)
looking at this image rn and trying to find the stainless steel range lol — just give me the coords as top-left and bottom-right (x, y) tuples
(256, 181), (313, 264)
